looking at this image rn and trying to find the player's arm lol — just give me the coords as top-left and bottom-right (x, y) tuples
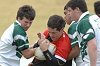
(13, 37), (36, 59)
(43, 50), (65, 66)
(67, 34), (80, 60)
(68, 44), (80, 60)
(39, 39), (66, 66)
(21, 46), (36, 59)
(87, 38), (97, 66)
(22, 33), (45, 59)
(80, 20), (97, 66)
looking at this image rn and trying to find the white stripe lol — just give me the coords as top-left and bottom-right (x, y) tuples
(17, 51), (22, 56)
(68, 32), (77, 39)
(14, 35), (27, 42)
(71, 41), (79, 45)
(87, 29), (94, 34)
(55, 55), (66, 62)
(18, 43), (29, 49)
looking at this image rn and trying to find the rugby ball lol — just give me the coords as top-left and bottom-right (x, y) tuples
(34, 44), (56, 60)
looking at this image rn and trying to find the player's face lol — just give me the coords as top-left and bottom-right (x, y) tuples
(67, 7), (78, 21)
(18, 17), (33, 31)
(64, 9), (72, 25)
(48, 27), (63, 41)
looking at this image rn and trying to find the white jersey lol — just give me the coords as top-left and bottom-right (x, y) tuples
(0, 20), (29, 66)
(76, 11), (96, 66)
(89, 15), (100, 66)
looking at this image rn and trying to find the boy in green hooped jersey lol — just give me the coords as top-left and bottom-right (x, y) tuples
(65, 0), (97, 66)
(0, 5), (36, 66)
(64, 6), (80, 66)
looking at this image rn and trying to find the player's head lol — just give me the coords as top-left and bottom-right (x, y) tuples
(94, 1), (100, 17)
(64, 0), (88, 21)
(65, 0), (87, 13)
(64, 5), (72, 25)
(47, 15), (66, 41)
(16, 5), (36, 31)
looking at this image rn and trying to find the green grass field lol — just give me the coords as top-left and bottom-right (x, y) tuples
(0, 0), (96, 45)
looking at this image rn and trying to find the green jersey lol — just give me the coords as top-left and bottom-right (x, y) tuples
(0, 20), (29, 66)
(68, 21), (79, 48)
(76, 11), (95, 64)
(68, 21), (84, 66)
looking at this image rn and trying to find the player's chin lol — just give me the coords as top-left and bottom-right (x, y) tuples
(51, 38), (56, 41)
(24, 28), (29, 31)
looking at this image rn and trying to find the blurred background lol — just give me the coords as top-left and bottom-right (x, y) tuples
(0, 0), (97, 66)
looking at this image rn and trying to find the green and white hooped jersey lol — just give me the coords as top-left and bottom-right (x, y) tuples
(68, 21), (79, 48)
(76, 12), (95, 64)
(68, 21), (84, 66)
(0, 20), (29, 66)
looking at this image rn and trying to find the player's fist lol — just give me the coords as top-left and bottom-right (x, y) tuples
(34, 43), (56, 60)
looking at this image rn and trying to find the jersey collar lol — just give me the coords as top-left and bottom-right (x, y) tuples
(16, 20), (21, 26)
(77, 11), (89, 23)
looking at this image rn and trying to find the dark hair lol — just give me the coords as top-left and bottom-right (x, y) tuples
(47, 15), (66, 31)
(16, 5), (36, 20)
(64, 0), (87, 13)
(94, 1), (100, 15)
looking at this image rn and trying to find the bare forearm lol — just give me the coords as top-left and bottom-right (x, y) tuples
(88, 38), (97, 66)
(22, 47), (36, 59)
(68, 45), (80, 60)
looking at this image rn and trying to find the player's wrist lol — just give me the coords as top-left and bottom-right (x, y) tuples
(33, 42), (39, 48)
(43, 50), (53, 60)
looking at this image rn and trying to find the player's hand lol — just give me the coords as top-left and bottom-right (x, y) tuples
(39, 39), (50, 51)
(37, 32), (46, 45)
(37, 33), (45, 39)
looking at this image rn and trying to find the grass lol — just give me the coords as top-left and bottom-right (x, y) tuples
(0, 0), (96, 45)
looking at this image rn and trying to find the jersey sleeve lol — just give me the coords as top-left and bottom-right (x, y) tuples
(68, 22), (79, 48)
(13, 23), (29, 51)
(78, 19), (95, 42)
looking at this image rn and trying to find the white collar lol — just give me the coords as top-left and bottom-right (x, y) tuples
(77, 11), (89, 23)
(16, 20), (21, 26)
(70, 21), (76, 25)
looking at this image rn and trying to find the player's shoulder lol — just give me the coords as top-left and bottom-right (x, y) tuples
(13, 22), (26, 37)
(89, 14), (100, 22)
(68, 21), (77, 34)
